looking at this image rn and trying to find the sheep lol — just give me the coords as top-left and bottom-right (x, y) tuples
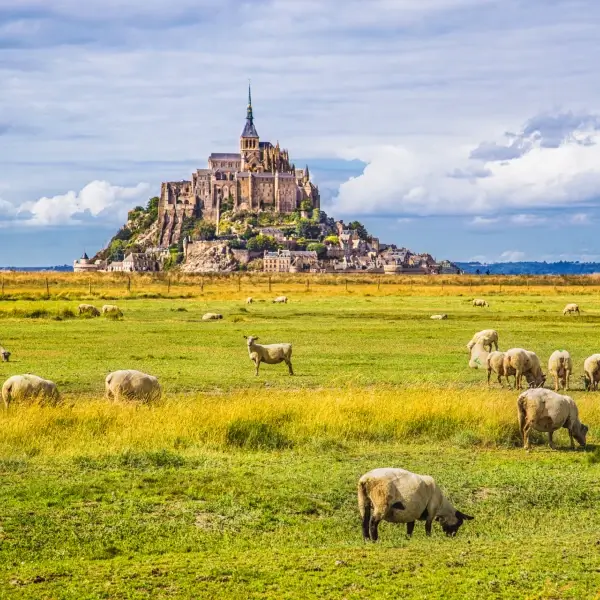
(430, 314), (448, 320)
(246, 297), (253, 305)
(202, 313), (223, 321)
(467, 329), (499, 353)
(78, 303), (100, 317)
(583, 354), (600, 391)
(517, 388), (588, 450)
(358, 468), (474, 541)
(0, 346), (10, 362)
(472, 299), (489, 307)
(548, 350), (572, 392)
(2, 374), (60, 408)
(486, 351), (512, 387)
(272, 296), (288, 304)
(244, 335), (293, 376)
(102, 305), (123, 318)
(503, 348), (546, 389)
(468, 340), (489, 369)
(105, 369), (161, 403)
(563, 303), (580, 316)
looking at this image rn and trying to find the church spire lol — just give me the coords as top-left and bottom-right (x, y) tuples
(247, 82), (253, 124)
(241, 81), (259, 139)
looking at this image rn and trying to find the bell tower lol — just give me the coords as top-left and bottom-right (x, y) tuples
(240, 83), (260, 171)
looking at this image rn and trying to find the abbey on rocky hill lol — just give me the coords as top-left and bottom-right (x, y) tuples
(158, 85), (320, 246)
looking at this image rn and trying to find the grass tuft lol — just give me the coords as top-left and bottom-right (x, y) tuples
(225, 419), (293, 450)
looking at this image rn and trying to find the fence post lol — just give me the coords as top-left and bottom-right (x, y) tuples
(89, 279), (92, 295)
(378, 278), (381, 291)
(45, 277), (50, 298)
(201, 277), (205, 293)
(268, 276), (272, 292)
(168, 277), (171, 294)
(1, 276), (4, 297)
(238, 274), (241, 292)
(306, 278), (309, 292)
(127, 276), (131, 293)
(345, 279), (348, 292)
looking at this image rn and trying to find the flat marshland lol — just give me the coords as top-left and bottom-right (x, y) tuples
(2, 274), (600, 598)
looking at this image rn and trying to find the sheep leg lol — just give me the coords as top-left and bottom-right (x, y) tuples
(487, 369), (492, 387)
(515, 371), (522, 390)
(553, 375), (559, 393)
(494, 341), (499, 351)
(369, 515), (381, 541)
(406, 521), (415, 537)
(425, 519), (433, 536)
(568, 430), (575, 450)
(565, 371), (570, 391)
(361, 503), (371, 541)
(522, 423), (531, 450)
(254, 359), (260, 377)
(286, 359), (294, 376)
(548, 430), (556, 450)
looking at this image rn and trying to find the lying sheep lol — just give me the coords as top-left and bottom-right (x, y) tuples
(0, 346), (10, 362)
(202, 313), (223, 321)
(486, 351), (512, 387)
(358, 468), (474, 540)
(2, 374), (60, 408)
(503, 348), (545, 389)
(244, 335), (293, 376)
(78, 303), (100, 317)
(430, 314), (448, 320)
(467, 329), (499, 353)
(517, 388), (588, 450)
(583, 354), (600, 391)
(102, 305), (123, 318)
(246, 297), (253, 305)
(472, 299), (489, 307)
(548, 350), (572, 391)
(105, 370), (161, 403)
(563, 303), (580, 316)
(272, 296), (288, 304)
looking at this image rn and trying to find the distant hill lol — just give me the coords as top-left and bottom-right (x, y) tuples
(457, 261), (600, 275)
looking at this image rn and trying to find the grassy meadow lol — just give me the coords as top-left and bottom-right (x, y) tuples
(2, 274), (600, 598)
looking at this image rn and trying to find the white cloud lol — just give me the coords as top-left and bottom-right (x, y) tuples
(499, 250), (526, 262)
(569, 212), (592, 225)
(509, 214), (547, 226)
(5, 181), (150, 227)
(469, 216), (501, 227)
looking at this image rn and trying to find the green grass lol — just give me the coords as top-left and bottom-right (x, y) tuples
(2, 289), (600, 598)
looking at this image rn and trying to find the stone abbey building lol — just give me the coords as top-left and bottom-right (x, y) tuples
(158, 86), (320, 246)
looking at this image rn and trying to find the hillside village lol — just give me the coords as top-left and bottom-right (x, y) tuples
(76, 87), (458, 275)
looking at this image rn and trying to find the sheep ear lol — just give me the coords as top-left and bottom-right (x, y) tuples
(456, 511), (474, 520)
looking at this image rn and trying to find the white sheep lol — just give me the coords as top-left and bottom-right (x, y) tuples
(2, 374), (60, 408)
(486, 351), (511, 387)
(272, 296), (288, 304)
(563, 303), (580, 316)
(0, 346), (10, 362)
(246, 297), (253, 305)
(548, 350), (572, 392)
(358, 468), (474, 540)
(468, 340), (489, 369)
(517, 388), (588, 450)
(472, 299), (489, 307)
(78, 304), (100, 317)
(202, 313), (223, 321)
(102, 305), (123, 318)
(583, 354), (600, 391)
(244, 335), (293, 376)
(430, 314), (448, 320)
(467, 329), (499, 353)
(503, 348), (545, 389)
(105, 370), (161, 403)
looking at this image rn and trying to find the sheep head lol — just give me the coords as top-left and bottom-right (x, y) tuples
(437, 510), (474, 537)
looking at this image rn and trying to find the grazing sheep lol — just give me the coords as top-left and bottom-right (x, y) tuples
(2, 374), (60, 408)
(548, 350), (572, 392)
(272, 296), (288, 304)
(583, 354), (600, 391)
(517, 388), (588, 450)
(0, 346), (10, 362)
(102, 305), (123, 318)
(244, 335), (293, 376)
(467, 329), (499, 353)
(358, 468), (474, 541)
(78, 303), (100, 317)
(503, 348), (546, 389)
(246, 297), (253, 305)
(563, 303), (580, 316)
(105, 370), (161, 403)
(202, 313), (223, 321)
(430, 314), (448, 320)
(486, 351), (512, 387)
(468, 341), (489, 369)
(472, 299), (489, 308)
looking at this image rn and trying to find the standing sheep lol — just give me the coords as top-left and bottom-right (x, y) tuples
(583, 354), (600, 391)
(517, 388), (587, 450)
(467, 329), (499, 353)
(272, 296), (288, 304)
(102, 305), (123, 318)
(468, 341), (489, 369)
(244, 335), (293, 376)
(0, 346), (10, 362)
(548, 350), (572, 392)
(503, 348), (545, 389)
(78, 304), (101, 317)
(358, 468), (474, 540)
(105, 370), (161, 402)
(563, 303), (580, 316)
(486, 351), (512, 387)
(246, 297), (253, 305)
(2, 374), (60, 408)
(472, 299), (489, 308)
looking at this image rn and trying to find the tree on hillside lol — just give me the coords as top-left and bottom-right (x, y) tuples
(306, 242), (327, 258)
(247, 234), (278, 252)
(193, 220), (216, 241)
(348, 220), (369, 240)
(296, 218), (321, 240)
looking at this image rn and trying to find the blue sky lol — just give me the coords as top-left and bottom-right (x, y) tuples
(2, 0), (600, 265)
